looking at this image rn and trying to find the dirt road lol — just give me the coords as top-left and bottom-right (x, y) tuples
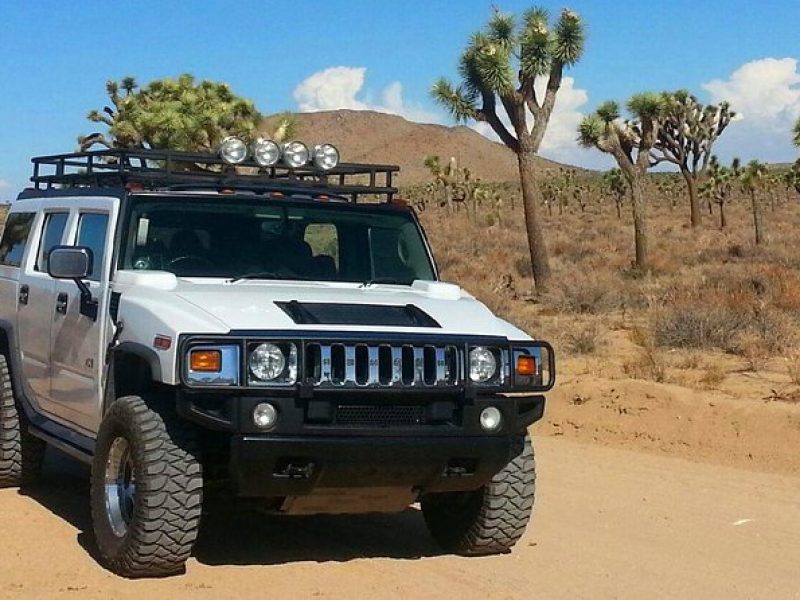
(1, 438), (798, 599)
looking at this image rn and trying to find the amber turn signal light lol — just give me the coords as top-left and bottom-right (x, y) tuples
(190, 350), (222, 372)
(516, 355), (537, 377)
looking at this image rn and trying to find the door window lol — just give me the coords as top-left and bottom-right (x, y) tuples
(0, 212), (36, 267)
(36, 212), (69, 272)
(76, 213), (109, 281)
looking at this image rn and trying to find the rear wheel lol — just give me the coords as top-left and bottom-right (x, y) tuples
(421, 434), (535, 555)
(91, 395), (203, 578)
(0, 354), (46, 488)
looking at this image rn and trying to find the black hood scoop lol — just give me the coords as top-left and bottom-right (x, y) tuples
(275, 301), (441, 328)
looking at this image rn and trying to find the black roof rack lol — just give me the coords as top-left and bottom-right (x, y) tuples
(28, 148), (399, 203)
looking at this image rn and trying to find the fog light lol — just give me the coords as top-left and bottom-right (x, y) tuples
(479, 406), (502, 432)
(253, 402), (278, 429)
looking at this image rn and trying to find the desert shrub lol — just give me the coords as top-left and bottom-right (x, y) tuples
(699, 364), (726, 388)
(624, 328), (666, 382)
(543, 271), (622, 314)
(562, 323), (603, 354)
(653, 306), (745, 351)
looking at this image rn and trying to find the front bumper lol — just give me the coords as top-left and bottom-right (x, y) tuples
(230, 433), (523, 498)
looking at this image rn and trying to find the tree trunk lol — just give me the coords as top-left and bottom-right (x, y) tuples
(718, 200), (727, 229)
(518, 153), (551, 292)
(682, 169), (702, 228)
(629, 177), (649, 270)
(751, 190), (764, 245)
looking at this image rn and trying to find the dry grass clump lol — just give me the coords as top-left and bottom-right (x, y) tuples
(623, 327), (666, 382)
(561, 323), (603, 354)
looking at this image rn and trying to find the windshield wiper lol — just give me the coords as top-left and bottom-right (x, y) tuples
(228, 272), (305, 284)
(360, 278), (414, 287)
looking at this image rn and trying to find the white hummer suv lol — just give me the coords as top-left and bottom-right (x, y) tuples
(0, 141), (554, 577)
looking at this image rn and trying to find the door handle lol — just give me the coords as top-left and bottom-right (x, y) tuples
(56, 292), (68, 315)
(18, 285), (29, 306)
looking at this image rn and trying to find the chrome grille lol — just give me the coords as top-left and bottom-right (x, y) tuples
(304, 343), (460, 387)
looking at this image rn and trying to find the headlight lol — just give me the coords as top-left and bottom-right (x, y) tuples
(469, 346), (498, 383)
(248, 342), (297, 384)
(252, 138), (281, 167)
(219, 136), (248, 164)
(312, 143), (339, 170)
(282, 141), (310, 168)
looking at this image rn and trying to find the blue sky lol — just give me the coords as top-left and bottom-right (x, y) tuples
(1, 0), (799, 198)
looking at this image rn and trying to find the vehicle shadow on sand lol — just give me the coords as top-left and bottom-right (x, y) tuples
(20, 449), (445, 568)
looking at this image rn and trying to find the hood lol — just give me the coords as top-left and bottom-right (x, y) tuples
(113, 271), (530, 340)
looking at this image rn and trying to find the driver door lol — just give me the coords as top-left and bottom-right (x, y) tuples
(50, 199), (116, 433)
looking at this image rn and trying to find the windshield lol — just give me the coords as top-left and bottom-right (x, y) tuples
(118, 195), (437, 284)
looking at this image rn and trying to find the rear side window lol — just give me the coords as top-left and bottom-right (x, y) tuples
(0, 212), (36, 267)
(76, 213), (109, 281)
(36, 212), (69, 272)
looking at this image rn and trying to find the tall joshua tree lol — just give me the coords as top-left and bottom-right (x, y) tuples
(578, 94), (665, 270)
(741, 160), (768, 245)
(649, 91), (734, 228)
(432, 7), (586, 292)
(794, 116), (800, 148)
(701, 156), (740, 229)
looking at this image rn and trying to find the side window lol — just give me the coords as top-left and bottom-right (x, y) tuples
(76, 213), (109, 281)
(36, 212), (69, 273)
(0, 212), (36, 267)
(304, 223), (339, 268)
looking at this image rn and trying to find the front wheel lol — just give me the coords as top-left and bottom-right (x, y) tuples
(421, 434), (535, 555)
(90, 396), (203, 578)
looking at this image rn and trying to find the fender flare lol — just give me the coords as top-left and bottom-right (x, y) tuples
(109, 341), (164, 382)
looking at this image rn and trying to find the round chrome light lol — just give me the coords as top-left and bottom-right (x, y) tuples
(312, 143), (340, 170)
(249, 343), (286, 381)
(253, 402), (278, 429)
(282, 141), (310, 168)
(479, 406), (503, 432)
(469, 346), (498, 383)
(252, 138), (281, 167)
(219, 136), (248, 164)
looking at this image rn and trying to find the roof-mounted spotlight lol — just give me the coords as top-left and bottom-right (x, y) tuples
(219, 136), (248, 164)
(252, 138), (281, 167)
(282, 141), (310, 168)
(312, 143), (340, 170)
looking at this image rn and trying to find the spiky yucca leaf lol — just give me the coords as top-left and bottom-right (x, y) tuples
(487, 12), (516, 47)
(431, 78), (478, 122)
(793, 116), (800, 148)
(627, 92), (665, 119)
(577, 114), (605, 147)
(552, 8), (585, 65)
(595, 101), (620, 123)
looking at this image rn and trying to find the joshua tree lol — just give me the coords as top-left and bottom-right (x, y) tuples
(741, 160), (768, 245)
(79, 74), (292, 153)
(432, 7), (586, 292)
(654, 174), (681, 211)
(794, 116), (800, 148)
(603, 168), (627, 219)
(648, 91), (734, 228)
(578, 94), (666, 270)
(701, 156), (740, 228)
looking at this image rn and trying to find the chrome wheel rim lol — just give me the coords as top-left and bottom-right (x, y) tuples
(104, 437), (136, 537)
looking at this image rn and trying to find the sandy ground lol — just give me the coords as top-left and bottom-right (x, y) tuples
(1, 436), (798, 599)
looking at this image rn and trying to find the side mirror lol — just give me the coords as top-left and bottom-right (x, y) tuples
(48, 246), (93, 280)
(47, 246), (98, 321)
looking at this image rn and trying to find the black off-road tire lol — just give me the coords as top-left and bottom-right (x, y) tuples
(91, 395), (203, 578)
(421, 434), (535, 555)
(0, 354), (46, 488)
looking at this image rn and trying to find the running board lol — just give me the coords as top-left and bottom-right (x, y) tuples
(28, 426), (93, 465)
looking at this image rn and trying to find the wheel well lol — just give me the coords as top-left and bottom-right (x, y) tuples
(111, 351), (157, 401)
(0, 329), (9, 361)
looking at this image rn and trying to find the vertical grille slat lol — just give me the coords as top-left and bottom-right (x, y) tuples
(306, 342), (461, 388)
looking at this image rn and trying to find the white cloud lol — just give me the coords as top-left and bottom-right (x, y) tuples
(471, 76), (610, 169)
(293, 66), (440, 124)
(703, 57), (800, 162)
